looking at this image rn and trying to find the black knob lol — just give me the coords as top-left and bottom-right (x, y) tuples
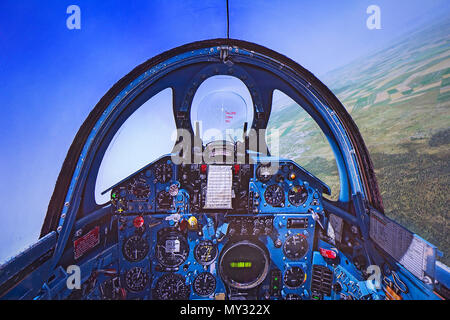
(333, 282), (342, 293)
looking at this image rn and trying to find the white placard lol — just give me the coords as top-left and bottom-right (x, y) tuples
(204, 165), (233, 209)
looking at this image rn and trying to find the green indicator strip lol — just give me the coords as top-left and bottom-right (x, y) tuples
(230, 262), (252, 268)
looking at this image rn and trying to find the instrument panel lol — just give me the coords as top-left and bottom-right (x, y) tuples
(110, 157), (328, 215)
(108, 155), (330, 300)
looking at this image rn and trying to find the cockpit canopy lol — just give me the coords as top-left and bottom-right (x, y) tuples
(94, 72), (341, 205)
(40, 39), (384, 240)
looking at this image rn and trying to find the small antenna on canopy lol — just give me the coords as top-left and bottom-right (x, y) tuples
(226, 0), (230, 39)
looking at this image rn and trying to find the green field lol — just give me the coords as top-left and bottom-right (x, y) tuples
(268, 17), (450, 265)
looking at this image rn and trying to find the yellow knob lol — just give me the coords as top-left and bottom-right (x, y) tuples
(188, 216), (198, 230)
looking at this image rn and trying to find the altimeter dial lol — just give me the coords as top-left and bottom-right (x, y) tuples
(155, 162), (173, 183)
(153, 273), (190, 300)
(130, 176), (150, 199)
(122, 235), (149, 262)
(288, 185), (308, 206)
(125, 267), (149, 292)
(193, 272), (216, 296)
(194, 240), (218, 265)
(264, 184), (285, 207)
(284, 266), (306, 288)
(283, 234), (308, 260)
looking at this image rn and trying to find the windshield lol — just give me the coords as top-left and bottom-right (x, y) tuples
(95, 88), (176, 204)
(267, 90), (340, 199)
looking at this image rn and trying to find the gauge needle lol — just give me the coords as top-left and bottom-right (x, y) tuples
(205, 246), (212, 260)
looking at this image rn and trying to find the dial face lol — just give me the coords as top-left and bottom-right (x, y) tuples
(283, 234), (309, 260)
(130, 176), (150, 199)
(194, 240), (218, 265)
(284, 266), (306, 288)
(256, 164), (276, 183)
(219, 241), (270, 290)
(125, 267), (149, 292)
(122, 235), (149, 262)
(156, 230), (189, 268)
(155, 162), (173, 183)
(288, 185), (308, 206)
(193, 272), (216, 296)
(153, 273), (190, 300)
(264, 184), (285, 207)
(157, 190), (173, 210)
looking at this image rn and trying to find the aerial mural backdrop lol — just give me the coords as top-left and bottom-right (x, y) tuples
(268, 16), (450, 264)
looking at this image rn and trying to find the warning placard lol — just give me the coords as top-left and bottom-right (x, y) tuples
(73, 226), (100, 260)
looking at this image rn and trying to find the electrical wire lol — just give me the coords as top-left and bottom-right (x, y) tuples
(392, 271), (409, 294)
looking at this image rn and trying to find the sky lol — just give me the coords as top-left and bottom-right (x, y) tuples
(0, 0), (448, 262)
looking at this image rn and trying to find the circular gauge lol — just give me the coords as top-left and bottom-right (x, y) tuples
(130, 176), (150, 199)
(193, 272), (216, 296)
(125, 267), (149, 292)
(153, 273), (190, 300)
(288, 185), (308, 206)
(157, 190), (173, 210)
(156, 230), (189, 268)
(256, 164), (276, 183)
(194, 240), (218, 265)
(219, 240), (269, 290)
(284, 267), (306, 288)
(283, 234), (309, 260)
(264, 184), (285, 207)
(284, 293), (302, 300)
(122, 235), (149, 262)
(155, 162), (173, 183)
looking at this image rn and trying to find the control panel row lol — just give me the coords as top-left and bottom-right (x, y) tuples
(114, 213), (318, 300)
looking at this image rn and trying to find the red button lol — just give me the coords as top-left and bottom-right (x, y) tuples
(133, 216), (144, 228)
(319, 248), (337, 259)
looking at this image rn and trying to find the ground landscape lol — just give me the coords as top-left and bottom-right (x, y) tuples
(268, 17), (450, 265)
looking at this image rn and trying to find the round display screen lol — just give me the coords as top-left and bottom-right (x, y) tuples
(219, 240), (269, 290)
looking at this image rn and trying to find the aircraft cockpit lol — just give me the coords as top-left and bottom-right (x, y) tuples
(0, 39), (448, 301)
